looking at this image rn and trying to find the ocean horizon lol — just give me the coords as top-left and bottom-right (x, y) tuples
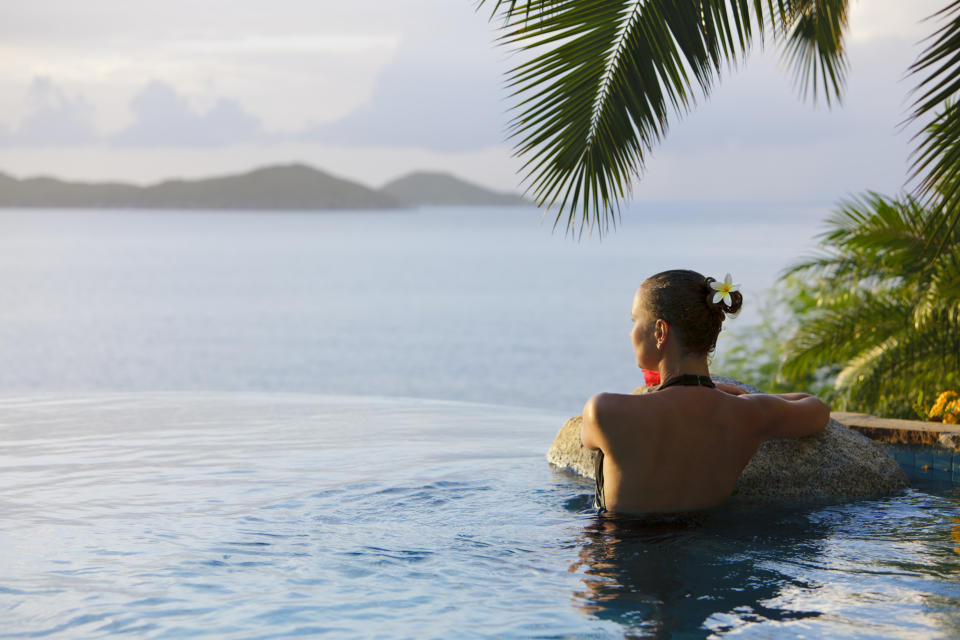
(0, 203), (827, 414)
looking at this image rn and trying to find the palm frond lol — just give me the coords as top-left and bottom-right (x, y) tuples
(778, 191), (960, 418)
(906, 1), (960, 251)
(833, 319), (959, 416)
(779, 0), (849, 106)
(477, 0), (850, 236)
(781, 249), (856, 279)
(781, 290), (912, 378)
(914, 249), (960, 325)
(821, 193), (924, 250)
(784, 193), (930, 286)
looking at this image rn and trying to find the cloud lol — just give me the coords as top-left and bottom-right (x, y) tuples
(1, 78), (263, 148)
(8, 76), (99, 146)
(167, 34), (401, 56)
(296, 6), (509, 153)
(619, 29), (918, 159)
(847, 0), (943, 43)
(111, 80), (262, 147)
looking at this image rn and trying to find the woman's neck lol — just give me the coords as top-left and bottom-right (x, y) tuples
(657, 353), (710, 383)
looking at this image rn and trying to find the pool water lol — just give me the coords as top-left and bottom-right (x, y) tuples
(3, 394), (960, 639)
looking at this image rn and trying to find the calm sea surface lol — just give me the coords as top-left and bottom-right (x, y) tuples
(0, 205), (827, 413)
(3, 207), (960, 638)
(3, 393), (960, 639)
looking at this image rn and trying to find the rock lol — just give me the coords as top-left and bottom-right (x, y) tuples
(938, 433), (960, 449)
(547, 376), (909, 504)
(548, 415), (594, 478)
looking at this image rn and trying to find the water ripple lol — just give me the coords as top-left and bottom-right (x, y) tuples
(3, 394), (960, 638)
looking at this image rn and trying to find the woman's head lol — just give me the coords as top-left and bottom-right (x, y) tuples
(631, 269), (743, 364)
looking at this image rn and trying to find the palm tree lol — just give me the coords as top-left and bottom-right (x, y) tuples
(779, 192), (960, 417)
(479, 0), (960, 242)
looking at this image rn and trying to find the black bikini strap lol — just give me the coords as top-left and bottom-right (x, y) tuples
(657, 373), (716, 390)
(594, 450), (606, 513)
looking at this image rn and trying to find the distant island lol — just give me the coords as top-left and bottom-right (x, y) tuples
(0, 164), (531, 210)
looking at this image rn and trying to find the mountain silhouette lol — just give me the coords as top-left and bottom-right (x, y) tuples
(0, 164), (529, 210)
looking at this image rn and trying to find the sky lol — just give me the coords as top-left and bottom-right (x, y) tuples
(0, 0), (946, 204)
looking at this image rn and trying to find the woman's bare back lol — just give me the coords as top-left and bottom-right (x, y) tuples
(583, 270), (830, 515)
(582, 386), (829, 514)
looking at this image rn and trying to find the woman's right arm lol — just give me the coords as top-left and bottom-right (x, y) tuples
(743, 392), (830, 440)
(774, 392), (816, 401)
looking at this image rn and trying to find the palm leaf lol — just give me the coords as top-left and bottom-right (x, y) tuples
(479, 0), (849, 235)
(906, 1), (960, 251)
(778, 192), (960, 417)
(780, 0), (849, 106)
(914, 249), (960, 325)
(781, 291), (911, 378)
(783, 193), (930, 288)
(833, 319), (959, 415)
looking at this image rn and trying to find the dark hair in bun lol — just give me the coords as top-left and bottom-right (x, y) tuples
(704, 275), (744, 318)
(640, 269), (743, 356)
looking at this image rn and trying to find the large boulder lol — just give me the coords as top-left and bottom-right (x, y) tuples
(547, 376), (909, 503)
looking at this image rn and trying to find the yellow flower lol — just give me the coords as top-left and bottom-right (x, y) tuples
(945, 413), (958, 425)
(709, 273), (740, 306)
(929, 390), (959, 419)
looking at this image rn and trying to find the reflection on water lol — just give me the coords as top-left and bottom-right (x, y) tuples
(570, 495), (960, 638)
(952, 517), (960, 556)
(571, 509), (826, 638)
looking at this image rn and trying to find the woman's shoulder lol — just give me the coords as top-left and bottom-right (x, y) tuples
(585, 390), (653, 410)
(581, 391), (658, 450)
(583, 390), (659, 427)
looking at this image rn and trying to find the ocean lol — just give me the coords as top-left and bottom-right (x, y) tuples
(0, 203), (827, 413)
(7, 205), (960, 639)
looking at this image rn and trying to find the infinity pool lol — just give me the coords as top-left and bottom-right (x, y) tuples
(2, 394), (960, 638)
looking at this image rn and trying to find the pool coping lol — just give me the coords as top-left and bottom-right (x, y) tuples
(832, 411), (960, 449)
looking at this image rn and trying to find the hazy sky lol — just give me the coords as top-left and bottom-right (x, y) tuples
(0, 0), (946, 203)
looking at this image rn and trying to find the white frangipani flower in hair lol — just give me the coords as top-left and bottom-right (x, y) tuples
(709, 273), (740, 306)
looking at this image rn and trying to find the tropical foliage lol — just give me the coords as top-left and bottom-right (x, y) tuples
(715, 275), (837, 399)
(759, 193), (959, 418)
(480, 0), (960, 240)
(716, 193), (959, 417)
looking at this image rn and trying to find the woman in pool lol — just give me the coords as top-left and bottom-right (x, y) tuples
(581, 269), (830, 515)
